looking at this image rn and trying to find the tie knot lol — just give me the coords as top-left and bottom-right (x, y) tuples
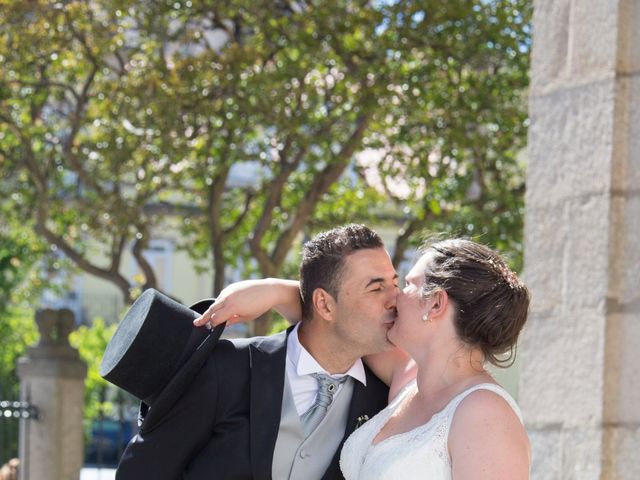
(311, 373), (347, 395)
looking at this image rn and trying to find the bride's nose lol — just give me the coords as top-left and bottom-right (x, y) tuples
(399, 285), (412, 296)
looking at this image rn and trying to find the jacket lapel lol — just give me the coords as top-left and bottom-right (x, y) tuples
(249, 329), (289, 480)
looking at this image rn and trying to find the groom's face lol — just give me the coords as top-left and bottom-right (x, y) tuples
(331, 247), (399, 356)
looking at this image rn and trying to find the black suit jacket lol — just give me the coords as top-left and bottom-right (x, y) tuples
(117, 328), (389, 480)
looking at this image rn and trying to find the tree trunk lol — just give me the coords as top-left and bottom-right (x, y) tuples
(212, 236), (226, 297)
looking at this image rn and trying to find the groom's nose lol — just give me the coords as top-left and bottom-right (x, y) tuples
(385, 291), (397, 310)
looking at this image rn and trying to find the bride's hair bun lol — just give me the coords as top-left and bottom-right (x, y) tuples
(420, 239), (530, 367)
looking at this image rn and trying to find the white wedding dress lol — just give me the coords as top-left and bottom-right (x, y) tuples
(340, 380), (523, 480)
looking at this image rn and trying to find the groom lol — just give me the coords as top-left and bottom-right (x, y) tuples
(115, 224), (398, 479)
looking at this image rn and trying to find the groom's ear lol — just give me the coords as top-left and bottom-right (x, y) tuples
(312, 288), (337, 321)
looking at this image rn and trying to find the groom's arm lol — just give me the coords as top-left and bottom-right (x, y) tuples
(193, 278), (302, 327)
(363, 349), (417, 401)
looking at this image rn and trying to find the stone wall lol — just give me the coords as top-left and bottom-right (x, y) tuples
(520, 0), (640, 478)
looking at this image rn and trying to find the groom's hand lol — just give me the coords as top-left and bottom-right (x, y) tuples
(193, 278), (302, 328)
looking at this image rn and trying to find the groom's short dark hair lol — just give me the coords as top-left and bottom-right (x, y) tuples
(299, 224), (384, 320)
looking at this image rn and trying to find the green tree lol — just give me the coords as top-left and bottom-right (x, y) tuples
(69, 318), (119, 421)
(360, 1), (531, 270)
(0, 308), (37, 463)
(0, 191), (53, 311)
(0, 308), (38, 395)
(0, 219), (49, 440)
(1, 1), (531, 333)
(0, 229), (40, 312)
(0, 216), (44, 459)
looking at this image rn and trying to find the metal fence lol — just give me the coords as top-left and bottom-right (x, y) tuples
(85, 389), (139, 470)
(1, 387), (138, 477)
(0, 385), (38, 474)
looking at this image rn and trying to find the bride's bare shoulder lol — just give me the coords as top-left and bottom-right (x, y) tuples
(448, 388), (530, 480)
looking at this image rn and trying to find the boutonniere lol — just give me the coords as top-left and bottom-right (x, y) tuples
(355, 414), (370, 429)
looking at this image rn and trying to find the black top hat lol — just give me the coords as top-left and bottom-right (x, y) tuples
(100, 288), (225, 430)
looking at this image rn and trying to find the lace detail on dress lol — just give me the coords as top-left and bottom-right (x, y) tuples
(340, 381), (523, 480)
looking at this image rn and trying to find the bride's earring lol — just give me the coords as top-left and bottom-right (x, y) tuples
(421, 313), (430, 322)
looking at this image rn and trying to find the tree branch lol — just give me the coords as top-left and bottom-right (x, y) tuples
(7, 79), (80, 103)
(110, 234), (126, 274)
(222, 190), (254, 236)
(35, 205), (133, 301)
(0, 117), (48, 193)
(270, 112), (371, 267)
(391, 217), (423, 267)
(131, 231), (158, 290)
(248, 135), (303, 273)
(62, 65), (101, 186)
(208, 159), (232, 294)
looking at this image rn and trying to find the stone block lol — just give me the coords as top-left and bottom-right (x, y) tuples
(518, 311), (567, 422)
(617, 0), (640, 73)
(604, 311), (640, 423)
(558, 196), (611, 310)
(569, 0), (620, 78)
(608, 194), (640, 305)
(560, 427), (604, 480)
(525, 195), (611, 312)
(624, 73), (640, 187)
(611, 74), (640, 191)
(629, 73), (640, 179)
(528, 426), (563, 480)
(528, 79), (616, 207)
(529, 426), (603, 480)
(530, 0), (572, 94)
(524, 204), (567, 312)
(519, 309), (606, 426)
(602, 424), (640, 480)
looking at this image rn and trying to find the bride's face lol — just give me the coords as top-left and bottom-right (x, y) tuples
(387, 253), (432, 348)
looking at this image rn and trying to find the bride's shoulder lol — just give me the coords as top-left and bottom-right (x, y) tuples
(452, 385), (523, 426)
(448, 385), (530, 479)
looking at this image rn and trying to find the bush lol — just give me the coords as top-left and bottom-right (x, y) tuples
(0, 307), (38, 396)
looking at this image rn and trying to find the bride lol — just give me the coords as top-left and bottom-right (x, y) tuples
(196, 238), (531, 479)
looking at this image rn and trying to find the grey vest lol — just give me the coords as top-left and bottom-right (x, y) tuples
(272, 373), (354, 480)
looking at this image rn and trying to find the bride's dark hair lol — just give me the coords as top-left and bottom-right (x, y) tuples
(420, 239), (530, 367)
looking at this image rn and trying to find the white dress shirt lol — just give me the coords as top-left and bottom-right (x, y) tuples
(286, 323), (367, 416)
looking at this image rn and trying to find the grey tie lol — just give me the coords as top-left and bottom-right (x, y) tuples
(301, 373), (348, 437)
